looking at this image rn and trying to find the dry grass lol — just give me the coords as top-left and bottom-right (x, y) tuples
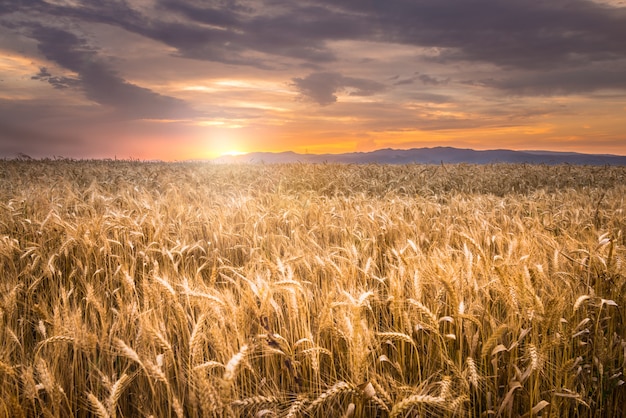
(0, 160), (625, 417)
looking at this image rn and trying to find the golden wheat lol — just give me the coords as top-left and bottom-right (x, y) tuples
(0, 160), (624, 417)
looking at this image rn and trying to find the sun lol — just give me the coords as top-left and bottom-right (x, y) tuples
(221, 150), (247, 157)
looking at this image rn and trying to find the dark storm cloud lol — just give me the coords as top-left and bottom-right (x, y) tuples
(27, 24), (196, 119)
(292, 72), (385, 106)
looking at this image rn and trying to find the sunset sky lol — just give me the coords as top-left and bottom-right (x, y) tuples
(1, 0), (625, 160)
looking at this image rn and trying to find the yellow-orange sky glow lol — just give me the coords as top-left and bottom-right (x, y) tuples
(1, 0), (625, 160)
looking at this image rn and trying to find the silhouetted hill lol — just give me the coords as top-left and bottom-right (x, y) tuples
(212, 147), (626, 165)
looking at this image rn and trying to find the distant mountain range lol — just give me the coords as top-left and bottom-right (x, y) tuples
(213, 147), (626, 165)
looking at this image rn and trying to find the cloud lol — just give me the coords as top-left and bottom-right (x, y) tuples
(393, 77), (416, 86)
(465, 61), (626, 95)
(9, 1), (626, 77)
(292, 72), (385, 106)
(418, 74), (450, 86)
(157, 0), (242, 29)
(11, 0), (359, 68)
(325, 0), (626, 70)
(410, 92), (453, 103)
(242, 4), (368, 63)
(31, 67), (80, 90)
(27, 24), (197, 119)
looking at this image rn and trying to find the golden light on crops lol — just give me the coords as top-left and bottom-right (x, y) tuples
(0, 161), (624, 416)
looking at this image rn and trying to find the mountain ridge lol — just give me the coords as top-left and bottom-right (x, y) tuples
(212, 147), (626, 165)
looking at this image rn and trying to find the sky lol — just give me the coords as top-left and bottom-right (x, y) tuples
(1, 0), (626, 160)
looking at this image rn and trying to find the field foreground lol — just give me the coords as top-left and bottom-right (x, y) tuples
(0, 161), (625, 417)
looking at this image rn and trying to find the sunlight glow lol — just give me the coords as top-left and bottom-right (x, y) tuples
(221, 150), (247, 157)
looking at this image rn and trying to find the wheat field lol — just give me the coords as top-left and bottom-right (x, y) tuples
(0, 160), (624, 417)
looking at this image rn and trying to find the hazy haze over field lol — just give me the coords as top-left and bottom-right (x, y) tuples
(1, 0), (625, 159)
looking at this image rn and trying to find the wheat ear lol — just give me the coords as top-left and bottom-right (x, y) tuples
(307, 381), (356, 412)
(390, 394), (443, 418)
(87, 392), (111, 418)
